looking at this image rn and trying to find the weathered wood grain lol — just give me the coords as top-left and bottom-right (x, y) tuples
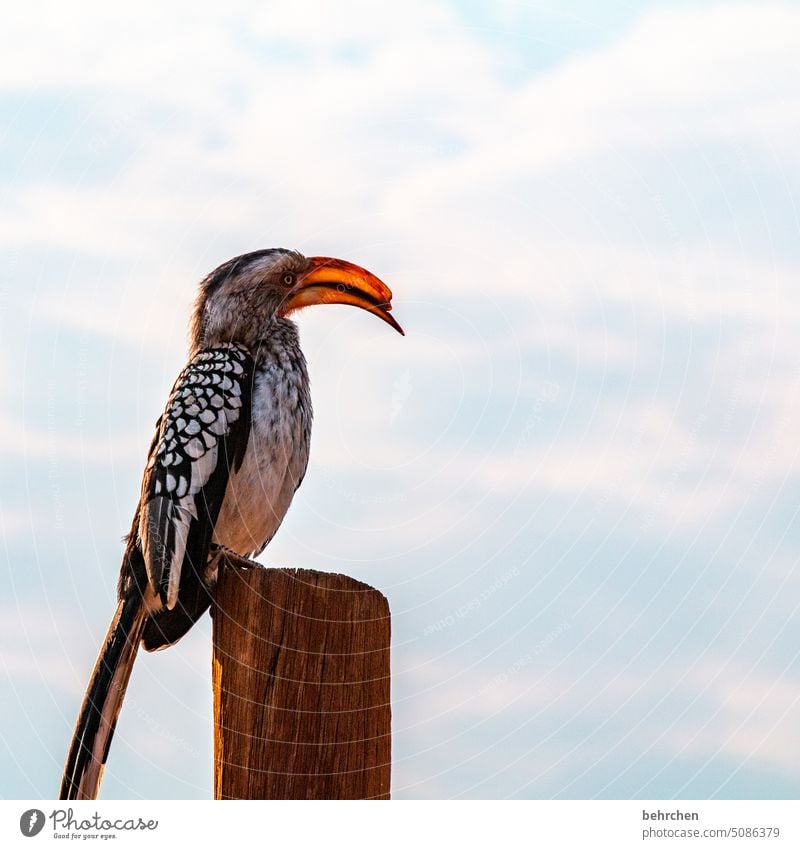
(212, 558), (391, 799)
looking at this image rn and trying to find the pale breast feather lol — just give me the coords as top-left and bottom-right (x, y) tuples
(138, 343), (253, 610)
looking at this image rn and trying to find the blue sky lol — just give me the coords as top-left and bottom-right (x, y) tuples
(2, 0), (800, 799)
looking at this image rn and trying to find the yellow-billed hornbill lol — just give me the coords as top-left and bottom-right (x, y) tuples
(60, 249), (403, 800)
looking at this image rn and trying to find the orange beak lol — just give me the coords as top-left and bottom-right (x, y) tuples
(281, 256), (404, 335)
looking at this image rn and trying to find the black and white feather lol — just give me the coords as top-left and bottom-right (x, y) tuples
(139, 343), (253, 611)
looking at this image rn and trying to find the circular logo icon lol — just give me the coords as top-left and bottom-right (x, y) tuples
(19, 809), (45, 837)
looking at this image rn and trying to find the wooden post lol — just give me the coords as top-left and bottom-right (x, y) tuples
(212, 556), (391, 799)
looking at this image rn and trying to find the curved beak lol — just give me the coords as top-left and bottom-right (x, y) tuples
(282, 256), (404, 335)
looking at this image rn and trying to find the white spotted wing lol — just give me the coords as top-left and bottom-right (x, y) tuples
(138, 343), (253, 610)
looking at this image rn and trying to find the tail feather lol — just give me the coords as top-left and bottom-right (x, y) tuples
(59, 595), (146, 800)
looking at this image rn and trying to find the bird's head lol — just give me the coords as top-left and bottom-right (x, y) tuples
(190, 248), (403, 351)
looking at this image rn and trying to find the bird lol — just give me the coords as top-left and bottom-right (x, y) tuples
(59, 248), (403, 800)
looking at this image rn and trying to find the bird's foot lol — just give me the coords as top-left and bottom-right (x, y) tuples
(208, 545), (266, 619)
(208, 544), (265, 574)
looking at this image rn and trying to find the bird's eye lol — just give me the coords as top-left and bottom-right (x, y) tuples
(283, 273), (295, 287)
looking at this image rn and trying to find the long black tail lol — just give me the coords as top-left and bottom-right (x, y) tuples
(59, 594), (146, 799)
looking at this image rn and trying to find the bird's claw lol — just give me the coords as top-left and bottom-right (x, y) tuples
(208, 544), (266, 573)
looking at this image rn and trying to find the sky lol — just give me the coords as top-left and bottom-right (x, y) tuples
(1, 0), (799, 799)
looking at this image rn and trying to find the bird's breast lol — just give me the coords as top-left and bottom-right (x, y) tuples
(212, 342), (312, 558)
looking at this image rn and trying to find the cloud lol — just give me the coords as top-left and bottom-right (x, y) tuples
(658, 659), (800, 785)
(3, 0), (800, 799)
(393, 649), (800, 797)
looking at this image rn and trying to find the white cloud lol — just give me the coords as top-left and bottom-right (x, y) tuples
(3, 0), (796, 542)
(394, 650), (800, 796)
(3, 0), (800, 798)
(646, 659), (800, 785)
